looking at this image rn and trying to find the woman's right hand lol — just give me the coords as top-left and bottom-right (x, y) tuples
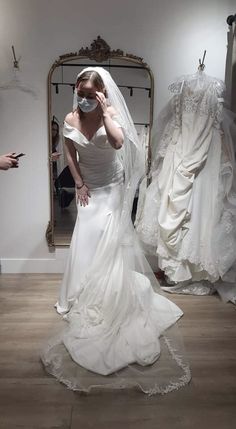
(51, 152), (62, 161)
(0, 153), (19, 170)
(76, 184), (91, 206)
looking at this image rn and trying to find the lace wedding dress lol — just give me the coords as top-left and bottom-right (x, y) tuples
(40, 116), (191, 395)
(136, 71), (236, 300)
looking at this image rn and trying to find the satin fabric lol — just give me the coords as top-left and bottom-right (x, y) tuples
(136, 73), (236, 285)
(51, 121), (184, 377)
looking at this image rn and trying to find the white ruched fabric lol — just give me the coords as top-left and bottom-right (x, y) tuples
(41, 118), (191, 394)
(136, 72), (236, 295)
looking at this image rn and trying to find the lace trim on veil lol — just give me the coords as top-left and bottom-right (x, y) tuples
(40, 332), (191, 396)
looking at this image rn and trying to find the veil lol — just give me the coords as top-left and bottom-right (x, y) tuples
(40, 67), (191, 395)
(73, 66), (146, 237)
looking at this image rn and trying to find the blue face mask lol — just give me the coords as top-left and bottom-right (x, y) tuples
(77, 95), (98, 112)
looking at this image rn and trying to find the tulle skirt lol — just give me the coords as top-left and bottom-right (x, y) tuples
(40, 182), (191, 394)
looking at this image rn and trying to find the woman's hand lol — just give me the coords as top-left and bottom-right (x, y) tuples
(51, 152), (62, 161)
(0, 153), (19, 170)
(76, 184), (91, 207)
(95, 91), (108, 115)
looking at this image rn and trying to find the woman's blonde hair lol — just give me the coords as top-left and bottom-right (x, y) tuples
(76, 70), (107, 97)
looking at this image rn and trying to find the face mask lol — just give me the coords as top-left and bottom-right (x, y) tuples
(77, 95), (98, 112)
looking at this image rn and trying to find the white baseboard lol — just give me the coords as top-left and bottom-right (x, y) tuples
(0, 252), (68, 273)
(0, 251), (158, 274)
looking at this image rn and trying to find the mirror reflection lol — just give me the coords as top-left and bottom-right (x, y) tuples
(47, 39), (154, 247)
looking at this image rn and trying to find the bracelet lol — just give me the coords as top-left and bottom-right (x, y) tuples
(76, 183), (84, 189)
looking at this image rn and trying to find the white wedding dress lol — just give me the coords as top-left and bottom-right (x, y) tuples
(40, 118), (191, 394)
(136, 72), (236, 299)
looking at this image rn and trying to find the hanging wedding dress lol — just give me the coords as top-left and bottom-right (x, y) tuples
(40, 67), (191, 395)
(136, 71), (236, 299)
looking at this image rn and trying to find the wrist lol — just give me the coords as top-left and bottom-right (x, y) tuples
(76, 182), (84, 189)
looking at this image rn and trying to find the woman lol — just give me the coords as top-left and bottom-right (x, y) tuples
(41, 67), (191, 395)
(51, 119), (61, 183)
(51, 118), (75, 208)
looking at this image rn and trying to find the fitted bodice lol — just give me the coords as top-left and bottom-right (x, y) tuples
(63, 120), (124, 189)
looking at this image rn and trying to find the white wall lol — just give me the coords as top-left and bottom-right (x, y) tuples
(0, 0), (235, 273)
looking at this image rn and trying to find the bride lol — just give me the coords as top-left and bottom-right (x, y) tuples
(40, 67), (191, 395)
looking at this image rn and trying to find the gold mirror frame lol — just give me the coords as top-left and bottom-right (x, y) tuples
(46, 36), (154, 247)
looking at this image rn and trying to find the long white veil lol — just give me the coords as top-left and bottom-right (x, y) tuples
(40, 67), (191, 395)
(73, 66), (146, 238)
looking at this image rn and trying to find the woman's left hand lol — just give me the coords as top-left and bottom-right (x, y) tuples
(96, 91), (108, 115)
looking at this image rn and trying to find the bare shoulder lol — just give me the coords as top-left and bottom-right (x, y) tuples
(107, 105), (118, 117)
(64, 111), (78, 126)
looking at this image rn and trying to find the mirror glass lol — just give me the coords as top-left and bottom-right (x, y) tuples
(47, 38), (154, 247)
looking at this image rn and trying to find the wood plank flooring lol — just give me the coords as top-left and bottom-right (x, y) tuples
(0, 274), (236, 429)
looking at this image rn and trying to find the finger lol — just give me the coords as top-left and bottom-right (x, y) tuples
(80, 196), (85, 207)
(95, 93), (101, 102)
(97, 92), (105, 102)
(95, 92), (104, 102)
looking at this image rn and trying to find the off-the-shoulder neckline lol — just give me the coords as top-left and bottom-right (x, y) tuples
(64, 120), (105, 142)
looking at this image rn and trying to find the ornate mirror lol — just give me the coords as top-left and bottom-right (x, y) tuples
(46, 36), (154, 247)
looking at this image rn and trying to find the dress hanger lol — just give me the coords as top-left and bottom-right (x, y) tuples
(198, 50), (207, 71)
(0, 45), (37, 98)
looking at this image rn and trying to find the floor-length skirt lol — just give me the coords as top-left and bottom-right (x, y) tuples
(41, 182), (191, 394)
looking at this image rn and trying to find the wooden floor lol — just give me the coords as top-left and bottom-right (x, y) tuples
(0, 274), (236, 429)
